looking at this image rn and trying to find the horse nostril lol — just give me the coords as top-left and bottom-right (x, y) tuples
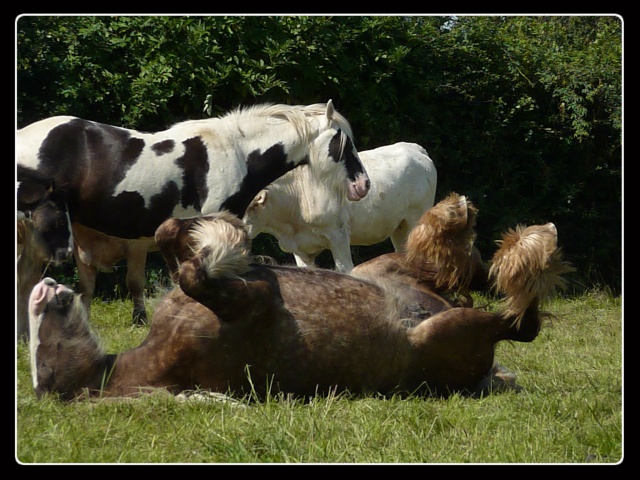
(365, 179), (371, 190)
(55, 248), (70, 263)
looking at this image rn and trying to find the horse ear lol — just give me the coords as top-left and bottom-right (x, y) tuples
(325, 99), (335, 126)
(255, 190), (268, 206)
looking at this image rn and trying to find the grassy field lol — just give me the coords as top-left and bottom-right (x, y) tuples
(15, 290), (622, 465)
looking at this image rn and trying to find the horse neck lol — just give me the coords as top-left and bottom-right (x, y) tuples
(42, 309), (161, 398)
(264, 112), (327, 168)
(95, 348), (167, 397)
(46, 331), (113, 400)
(62, 343), (173, 399)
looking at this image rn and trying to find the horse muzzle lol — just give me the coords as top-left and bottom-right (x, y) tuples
(346, 174), (371, 201)
(52, 247), (73, 265)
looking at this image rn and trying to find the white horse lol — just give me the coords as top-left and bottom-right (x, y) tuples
(243, 142), (437, 272)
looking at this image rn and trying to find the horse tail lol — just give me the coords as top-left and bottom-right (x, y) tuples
(189, 211), (253, 280)
(178, 212), (276, 322)
(489, 223), (574, 332)
(405, 192), (479, 290)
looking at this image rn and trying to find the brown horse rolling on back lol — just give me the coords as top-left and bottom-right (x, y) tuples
(29, 210), (572, 401)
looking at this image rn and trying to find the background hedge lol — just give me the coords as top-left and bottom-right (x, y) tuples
(17, 15), (622, 294)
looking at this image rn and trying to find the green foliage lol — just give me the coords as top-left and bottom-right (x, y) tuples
(16, 15), (622, 292)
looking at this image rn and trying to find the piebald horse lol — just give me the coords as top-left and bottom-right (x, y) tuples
(17, 101), (370, 324)
(28, 206), (572, 401)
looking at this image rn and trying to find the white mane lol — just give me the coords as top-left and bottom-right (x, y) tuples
(222, 102), (354, 144)
(168, 102), (355, 171)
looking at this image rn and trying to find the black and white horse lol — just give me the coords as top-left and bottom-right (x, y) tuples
(17, 100), (370, 323)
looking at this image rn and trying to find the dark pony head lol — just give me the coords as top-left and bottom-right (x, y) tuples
(17, 165), (73, 264)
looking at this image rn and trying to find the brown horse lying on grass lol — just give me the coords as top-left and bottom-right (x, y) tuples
(28, 208), (572, 401)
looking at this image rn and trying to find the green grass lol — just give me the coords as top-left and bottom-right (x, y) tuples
(16, 291), (622, 464)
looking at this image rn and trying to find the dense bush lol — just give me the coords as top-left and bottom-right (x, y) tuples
(17, 15), (622, 294)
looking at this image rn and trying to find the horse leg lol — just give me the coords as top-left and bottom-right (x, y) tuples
(330, 243), (354, 273)
(294, 252), (316, 268)
(321, 219), (353, 272)
(179, 256), (278, 322)
(406, 308), (499, 393)
(125, 242), (149, 325)
(74, 248), (97, 316)
(17, 264), (40, 341)
(473, 363), (521, 397)
(390, 219), (411, 252)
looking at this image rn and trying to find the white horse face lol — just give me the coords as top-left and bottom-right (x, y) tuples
(309, 101), (370, 202)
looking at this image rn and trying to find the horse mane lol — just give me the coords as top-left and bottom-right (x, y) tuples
(222, 102), (354, 144)
(61, 294), (107, 357)
(295, 103), (354, 138)
(296, 104), (356, 168)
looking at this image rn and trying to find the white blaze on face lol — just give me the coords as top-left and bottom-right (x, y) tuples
(28, 280), (49, 389)
(63, 207), (73, 255)
(27, 278), (72, 390)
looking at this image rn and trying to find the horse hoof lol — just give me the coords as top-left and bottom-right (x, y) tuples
(474, 363), (521, 397)
(132, 312), (148, 326)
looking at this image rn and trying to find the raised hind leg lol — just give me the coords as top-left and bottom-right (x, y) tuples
(179, 256), (279, 323)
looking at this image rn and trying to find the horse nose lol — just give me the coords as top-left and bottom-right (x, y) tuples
(54, 247), (72, 264)
(43, 277), (57, 287)
(356, 173), (371, 198)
